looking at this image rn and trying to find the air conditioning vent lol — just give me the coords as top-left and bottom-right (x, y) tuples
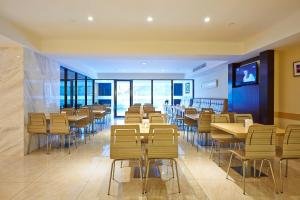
(193, 62), (207, 72)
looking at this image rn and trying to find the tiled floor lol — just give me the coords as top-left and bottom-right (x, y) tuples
(1, 119), (300, 200)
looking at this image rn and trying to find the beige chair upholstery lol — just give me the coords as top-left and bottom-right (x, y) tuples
(108, 125), (142, 195)
(93, 105), (106, 122)
(143, 106), (155, 118)
(148, 113), (167, 123)
(49, 113), (77, 154)
(201, 108), (214, 113)
(234, 114), (253, 123)
(124, 114), (143, 124)
(226, 125), (277, 195)
(27, 113), (48, 154)
(145, 124), (180, 193)
(75, 108), (91, 143)
(210, 114), (235, 166)
(278, 125), (300, 193)
(197, 112), (214, 151)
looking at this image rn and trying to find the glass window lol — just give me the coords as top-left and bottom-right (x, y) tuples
(77, 79), (85, 107)
(153, 80), (171, 111)
(173, 80), (193, 107)
(133, 80), (151, 105)
(98, 83), (112, 96)
(87, 79), (93, 105)
(60, 80), (65, 108)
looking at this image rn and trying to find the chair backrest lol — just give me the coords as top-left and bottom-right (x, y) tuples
(211, 114), (230, 123)
(27, 113), (47, 134)
(185, 108), (198, 114)
(234, 114), (253, 123)
(77, 108), (91, 123)
(148, 124), (178, 159)
(124, 114), (142, 124)
(149, 113), (167, 123)
(198, 113), (212, 133)
(201, 108), (214, 113)
(143, 106), (155, 113)
(50, 113), (69, 134)
(110, 125), (141, 160)
(282, 125), (300, 158)
(61, 108), (74, 116)
(133, 103), (141, 106)
(245, 125), (276, 159)
(128, 106), (140, 113)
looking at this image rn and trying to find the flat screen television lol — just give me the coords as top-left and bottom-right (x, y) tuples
(234, 62), (258, 87)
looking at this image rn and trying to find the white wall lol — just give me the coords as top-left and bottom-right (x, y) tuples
(23, 48), (60, 154)
(97, 73), (185, 79)
(0, 46), (24, 156)
(192, 65), (228, 99)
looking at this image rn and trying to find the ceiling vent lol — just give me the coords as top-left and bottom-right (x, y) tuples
(193, 62), (207, 72)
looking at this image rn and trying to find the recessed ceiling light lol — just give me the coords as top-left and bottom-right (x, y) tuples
(204, 17), (210, 23)
(142, 62), (147, 65)
(88, 16), (94, 21)
(147, 16), (153, 22)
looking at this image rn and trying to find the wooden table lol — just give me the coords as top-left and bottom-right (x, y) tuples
(92, 110), (106, 114)
(210, 123), (285, 139)
(185, 114), (199, 120)
(46, 115), (88, 122)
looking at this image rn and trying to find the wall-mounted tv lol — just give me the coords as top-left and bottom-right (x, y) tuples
(234, 62), (258, 87)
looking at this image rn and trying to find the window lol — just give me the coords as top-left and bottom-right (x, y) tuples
(133, 80), (151, 105)
(87, 79), (93, 105)
(98, 83), (112, 96)
(153, 80), (171, 111)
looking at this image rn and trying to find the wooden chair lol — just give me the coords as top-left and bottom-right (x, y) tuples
(76, 108), (91, 143)
(49, 113), (77, 154)
(184, 108), (198, 144)
(145, 124), (180, 193)
(108, 125), (142, 195)
(196, 112), (214, 151)
(210, 114), (235, 166)
(61, 108), (74, 116)
(143, 106), (155, 118)
(201, 108), (214, 113)
(27, 113), (48, 154)
(234, 114), (253, 123)
(148, 113), (167, 123)
(226, 125), (278, 195)
(133, 103), (142, 106)
(124, 114), (143, 124)
(278, 125), (300, 193)
(128, 106), (141, 114)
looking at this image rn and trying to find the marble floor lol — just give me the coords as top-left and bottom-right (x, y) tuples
(1, 119), (300, 200)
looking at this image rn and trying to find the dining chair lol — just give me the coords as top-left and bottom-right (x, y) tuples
(76, 108), (91, 143)
(234, 114), (253, 123)
(201, 108), (214, 113)
(145, 124), (180, 194)
(278, 125), (300, 193)
(148, 113), (167, 123)
(108, 125), (142, 195)
(184, 108), (198, 144)
(226, 125), (278, 195)
(61, 108), (74, 116)
(27, 113), (48, 154)
(128, 106), (141, 114)
(49, 113), (77, 154)
(143, 106), (155, 118)
(133, 103), (142, 106)
(124, 114), (143, 124)
(197, 112), (214, 151)
(210, 114), (236, 166)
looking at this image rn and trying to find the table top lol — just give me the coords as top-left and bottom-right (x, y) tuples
(211, 123), (285, 138)
(92, 110), (106, 114)
(46, 115), (87, 122)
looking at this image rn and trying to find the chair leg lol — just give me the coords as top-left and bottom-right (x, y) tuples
(112, 161), (116, 180)
(46, 134), (49, 154)
(243, 161), (246, 195)
(144, 159), (151, 194)
(27, 134), (32, 154)
(171, 159), (174, 178)
(226, 153), (233, 179)
(267, 160), (278, 193)
(285, 159), (288, 177)
(253, 160), (256, 177)
(258, 160), (264, 177)
(107, 160), (115, 195)
(209, 140), (215, 159)
(138, 159), (143, 180)
(38, 135), (41, 149)
(218, 143), (221, 166)
(173, 159), (181, 193)
(280, 159), (283, 193)
(68, 134), (71, 154)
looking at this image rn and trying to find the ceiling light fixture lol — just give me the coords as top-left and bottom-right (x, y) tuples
(204, 17), (210, 23)
(88, 16), (94, 21)
(147, 16), (153, 23)
(142, 62), (147, 65)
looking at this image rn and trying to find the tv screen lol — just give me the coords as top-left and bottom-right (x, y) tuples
(235, 62), (258, 87)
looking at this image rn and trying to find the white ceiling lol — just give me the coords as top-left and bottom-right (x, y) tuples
(0, 0), (300, 42)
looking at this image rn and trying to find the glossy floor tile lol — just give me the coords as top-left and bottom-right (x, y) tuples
(0, 119), (299, 200)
